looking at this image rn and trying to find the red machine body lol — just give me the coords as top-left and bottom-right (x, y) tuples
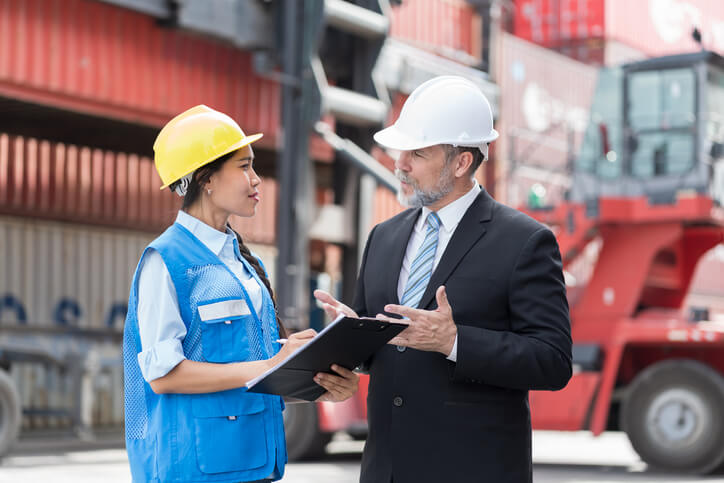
(527, 194), (724, 438)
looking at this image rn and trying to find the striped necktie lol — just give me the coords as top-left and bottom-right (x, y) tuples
(400, 212), (441, 308)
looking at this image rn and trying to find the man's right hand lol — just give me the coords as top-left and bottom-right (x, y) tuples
(313, 290), (358, 320)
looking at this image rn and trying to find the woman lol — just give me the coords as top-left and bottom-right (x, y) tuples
(123, 105), (359, 483)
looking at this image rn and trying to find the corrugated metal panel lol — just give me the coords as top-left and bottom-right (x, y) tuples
(0, 215), (277, 329)
(0, 132), (178, 231)
(0, 215), (147, 428)
(0, 132), (279, 240)
(0, 216), (148, 328)
(496, 33), (598, 206)
(390, 0), (479, 61)
(372, 185), (403, 228)
(605, 0), (724, 57)
(513, 0), (605, 47)
(0, 0), (281, 146)
(0, 215), (277, 428)
(228, 180), (278, 246)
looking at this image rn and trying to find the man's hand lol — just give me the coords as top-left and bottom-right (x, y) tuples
(313, 290), (358, 320)
(315, 364), (360, 402)
(378, 286), (457, 355)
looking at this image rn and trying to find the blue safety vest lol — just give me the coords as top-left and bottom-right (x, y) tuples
(123, 222), (287, 482)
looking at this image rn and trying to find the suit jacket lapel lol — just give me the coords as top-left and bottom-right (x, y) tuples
(386, 207), (421, 305)
(417, 189), (494, 310)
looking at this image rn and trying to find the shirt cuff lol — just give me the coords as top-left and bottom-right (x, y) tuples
(137, 338), (186, 382)
(446, 334), (458, 362)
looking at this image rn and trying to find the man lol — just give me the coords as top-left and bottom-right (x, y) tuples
(315, 76), (572, 483)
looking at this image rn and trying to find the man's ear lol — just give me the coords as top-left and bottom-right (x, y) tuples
(454, 151), (474, 178)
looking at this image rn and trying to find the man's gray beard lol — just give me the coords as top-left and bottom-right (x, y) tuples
(395, 164), (454, 208)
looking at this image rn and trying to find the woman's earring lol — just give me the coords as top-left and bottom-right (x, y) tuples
(207, 189), (212, 195)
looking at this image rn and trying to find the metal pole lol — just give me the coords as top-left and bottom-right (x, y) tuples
(276, 1), (309, 330)
(276, 0), (325, 331)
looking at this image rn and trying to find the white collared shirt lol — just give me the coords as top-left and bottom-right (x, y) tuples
(396, 181), (481, 362)
(136, 211), (263, 382)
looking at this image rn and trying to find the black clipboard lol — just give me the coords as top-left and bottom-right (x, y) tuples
(245, 315), (407, 401)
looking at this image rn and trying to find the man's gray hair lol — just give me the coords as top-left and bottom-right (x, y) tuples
(442, 145), (486, 177)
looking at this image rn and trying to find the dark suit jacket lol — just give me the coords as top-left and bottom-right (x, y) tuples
(353, 188), (572, 483)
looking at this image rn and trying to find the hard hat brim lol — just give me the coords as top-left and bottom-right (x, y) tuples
(374, 125), (499, 151)
(373, 125), (435, 151)
(158, 132), (264, 190)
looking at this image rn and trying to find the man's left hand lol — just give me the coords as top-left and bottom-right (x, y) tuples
(379, 286), (457, 355)
(315, 364), (360, 402)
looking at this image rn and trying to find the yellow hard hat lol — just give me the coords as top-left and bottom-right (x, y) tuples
(153, 105), (263, 190)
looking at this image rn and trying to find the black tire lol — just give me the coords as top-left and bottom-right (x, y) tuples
(621, 359), (724, 474)
(283, 402), (332, 461)
(0, 369), (21, 457)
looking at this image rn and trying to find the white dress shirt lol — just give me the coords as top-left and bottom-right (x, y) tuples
(396, 181), (481, 362)
(136, 211), (264, 382)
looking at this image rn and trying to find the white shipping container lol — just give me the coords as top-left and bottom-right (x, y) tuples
(0, 215), (276, 429)
(0, 216), (150, 329)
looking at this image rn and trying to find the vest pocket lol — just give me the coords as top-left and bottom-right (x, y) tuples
(191, 391), (268, 474)
(197, 298), (253, 363)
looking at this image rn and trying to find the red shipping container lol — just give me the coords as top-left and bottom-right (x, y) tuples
(0, 132), (278, 242)
(390, 0), (480, 61)
(605, 0), (724, 57)
(513, 0), (605, 48)
(0, 0), (281, 147)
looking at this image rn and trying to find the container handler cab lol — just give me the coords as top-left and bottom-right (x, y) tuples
(285, 50), (724, 473)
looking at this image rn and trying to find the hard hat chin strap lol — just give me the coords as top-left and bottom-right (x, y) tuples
(451, 143), (489, 161)
(172, 173), (193, 197)
(479, 143), (489, 161)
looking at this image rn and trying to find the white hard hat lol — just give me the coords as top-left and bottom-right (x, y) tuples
(374, 76), (498, 159)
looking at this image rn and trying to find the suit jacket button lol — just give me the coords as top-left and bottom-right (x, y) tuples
(396, 345), (406, 352)
(393, 396), (403, 407)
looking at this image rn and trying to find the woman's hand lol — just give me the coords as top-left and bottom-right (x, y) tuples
(315, 364), (360, 402)
(269, 328), (317, 366)
(313, 290), (358, 319)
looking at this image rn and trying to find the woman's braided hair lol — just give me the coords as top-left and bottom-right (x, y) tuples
(171, 150), (287, 338)
(232, 230), (287, 338)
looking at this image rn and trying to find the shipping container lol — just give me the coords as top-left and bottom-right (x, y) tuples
(605, 0), (724, 58)
(0, 132), (279, 241)
(0, 215), (146, 429)
(390, 0), (481, 62)
(0, 0), (281, 146)
(512, 0), (724, 62)
(513, 0), (605, 47)
(497, 33), (598, 206)
(0, 214), (276, 430)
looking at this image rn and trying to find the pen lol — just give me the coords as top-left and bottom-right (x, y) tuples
(276, 339), (287, 344)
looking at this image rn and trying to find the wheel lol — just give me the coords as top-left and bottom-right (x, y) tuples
(0, 369), (21, 457)
(283, 402), (332, 461)
(621, 359), (724, 474)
